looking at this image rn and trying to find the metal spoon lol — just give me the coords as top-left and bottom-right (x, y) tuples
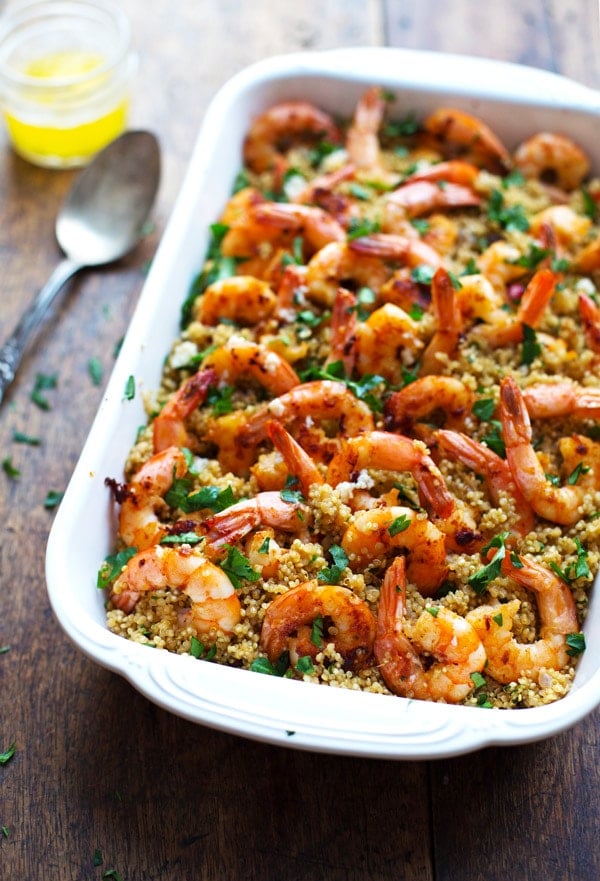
(0, 130), (161, 405)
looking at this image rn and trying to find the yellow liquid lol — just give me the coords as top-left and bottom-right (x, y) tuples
(4, 50), (129, 167)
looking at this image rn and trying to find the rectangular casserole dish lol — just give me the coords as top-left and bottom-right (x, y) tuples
(46, 47), (600, 759)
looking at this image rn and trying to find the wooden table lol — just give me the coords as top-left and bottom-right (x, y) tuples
(2, 2), (599, 878)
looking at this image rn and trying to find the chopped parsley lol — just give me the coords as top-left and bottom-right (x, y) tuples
(88, 357), (103, 387)
(468, 532), (509, 594)
(219, 545), (260, 588)
(472, 397), (496, 423)
(189, 636), (216, 660)
(567, 462), (591, 485)
(520, 323), (541, 366)
(123, 375), (135, 401)
(566, 632), (586, 657)
(207, 383), (234, 416)
(44, 490), (64, 509)
(346, 217), (381, 240)
(2, 458), (20, 479)
(411, 264), (435, 286)
(12, 430), (40, 445)
(487, 189), (530, 232)
(97, 547), (138, 589)
(0, 742), (16, 765)
(318, 545), (349, 584)
(296, 655), (315, 674)
(388, 514), (411, 537)
(251, 652), (290, 677)
(31, 372), (57, 410)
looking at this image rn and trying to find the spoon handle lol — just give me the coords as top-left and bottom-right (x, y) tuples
(0, 257), (81, 406)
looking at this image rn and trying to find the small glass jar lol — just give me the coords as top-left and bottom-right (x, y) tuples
(0, 0), (137, 168)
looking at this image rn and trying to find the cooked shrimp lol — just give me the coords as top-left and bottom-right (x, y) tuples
(265, 419), (324, 497)
(421, 107), (511, 172)
(260, 580), (376, 670)
(403, 159), (481, 187)
(110, 544), (241, 636)
(528, 205), (591, 249)
(476, 267), (557, 348)
(521, 380), (600, 420)
(354, 302), (424, 381)
(244, 528), (281, 579)
(204, 490), (309, 550)
(500, 375), (589, 525)
(341, 505), (448, 594)
(153, 367), (216, 453)
(327, 431), (452, 517)
(435, 429), (535, 536)
(194, 276), (278, 326)
(573, 236), (600, 273)
(384, 376), (474, 435)
(330, 431), (481, 554)
(476, 240), (525, 294)
(385, 179), (481, 218)
(374, 556), (486, 702)
(328, 287), (358, 375)
(346, 85), (387, 172)
(243, 101), (342, 174)
(250, 202), (346, 254)
(418, 266), (463, 374)
(239, 380), (375, 450)
(305, 241), (394, 306)
(454, 273), (506, 326)
(466, 553), (579, 684)
(201, 335), (300, 396)
(513, 132), (590, 191)
(578, 291), (600, 353)
(348, 232), (445, 270)
(116, 446), (190, 550)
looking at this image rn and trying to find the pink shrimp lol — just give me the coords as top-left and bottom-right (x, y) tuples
(418, 266), (463, 375)
(259, 581), (376, 670)
(204, 491), (309, 551)
(435, 429), (536, 537)
(374, 556), (486, 702)
(265, 419), (324, 497)
(386, 179), (481, 218)
(421, 107), (511, 172)
(466, 553), (580, 684)
(114, 446), (190, 551)
(500, 376), (591, 525)
(243, 101), (342, 174)
(110, 545), (241, 637)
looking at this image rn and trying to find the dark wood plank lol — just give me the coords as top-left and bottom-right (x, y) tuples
(429, 718), (600, 881)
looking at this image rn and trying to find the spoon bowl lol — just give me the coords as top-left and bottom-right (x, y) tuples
(0, 130), (161, 404)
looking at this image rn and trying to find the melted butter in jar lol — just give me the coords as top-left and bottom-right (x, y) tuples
(0, 1), (136, 168)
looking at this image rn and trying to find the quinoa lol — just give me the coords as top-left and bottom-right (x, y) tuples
(103, 89), (600, 709)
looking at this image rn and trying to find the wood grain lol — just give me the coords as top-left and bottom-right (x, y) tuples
(1, 1), (599, 879)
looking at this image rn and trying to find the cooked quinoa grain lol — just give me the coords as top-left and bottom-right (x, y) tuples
(103, 89), (600, 708)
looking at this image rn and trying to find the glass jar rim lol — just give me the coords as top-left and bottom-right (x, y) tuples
(0, 0), (132, 89)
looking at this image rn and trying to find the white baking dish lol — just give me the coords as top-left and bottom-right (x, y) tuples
(46, 47), (600, 759)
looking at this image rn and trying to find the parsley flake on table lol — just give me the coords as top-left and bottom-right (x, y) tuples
(2, 457), (20, 478)
(12, 430), (40, 445)
(31, 372), (57, 410)
(0, 742), (16, 765)
(88, 357), (103, 386)
(44, 490), (64, 510)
